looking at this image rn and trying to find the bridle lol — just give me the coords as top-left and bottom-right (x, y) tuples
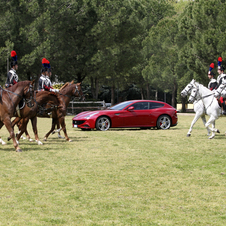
(24, 83), (35, 108)
(181, 81), (194, 97)
(59, 84), (85, 101)
(188, 84), (215, 111)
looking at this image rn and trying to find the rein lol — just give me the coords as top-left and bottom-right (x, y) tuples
(59, 84), (84, 101)
(3, 83), (34, 111)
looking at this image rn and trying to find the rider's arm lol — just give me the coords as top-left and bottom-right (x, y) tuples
(43, 85), (51, 91)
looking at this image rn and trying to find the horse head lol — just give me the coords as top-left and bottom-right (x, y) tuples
(59, 82), (85, 101)
(188, 87), (198, 103)
(23, 80), (35, 108)
(73, 83), (85, 101)
(181, 79), (196, 98)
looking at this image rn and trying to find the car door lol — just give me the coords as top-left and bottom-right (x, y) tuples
(148, 102), (165, 125)
(121, 102), (151, 127)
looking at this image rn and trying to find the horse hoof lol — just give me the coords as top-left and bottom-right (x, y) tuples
(7, 137), (11, 141)
(209, 135), (215, 139)
(36, 140), (43, 145)
(16, 149), (22, 152)
(43, 138), (47, 141)
(29, 138), (33, 142)
(217, 129), (220, 133)
(69, 139), (72, 142)
(187, 134), (191, 137)
(2, 141), (6, 145)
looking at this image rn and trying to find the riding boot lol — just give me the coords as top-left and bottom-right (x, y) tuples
(222, 100), (226, 115)
(217, 98), (222, 108)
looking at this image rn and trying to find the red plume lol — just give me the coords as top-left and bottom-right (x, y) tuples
(218, 57), (222, 62)
(11, 50), (17, 57)
(210, 63), (214, 68)
(42, 58), (47, 64)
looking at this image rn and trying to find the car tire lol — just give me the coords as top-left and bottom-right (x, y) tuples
(95, 116), (111, 131)
(157, 115), (171, 130)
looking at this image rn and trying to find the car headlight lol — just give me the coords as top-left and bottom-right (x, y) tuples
(84, 112), (99, 119)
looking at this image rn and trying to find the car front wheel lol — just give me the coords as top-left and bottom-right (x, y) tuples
(157, 115), (171, 130)
(95, 116), (111, 131)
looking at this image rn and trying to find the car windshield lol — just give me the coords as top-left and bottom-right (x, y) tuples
(110, 101), (133, 110)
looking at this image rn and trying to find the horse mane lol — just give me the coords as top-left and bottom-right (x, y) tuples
(197, 83), (213, 95)
(59, 82), (69, 91)
(7, 80), (30, 92)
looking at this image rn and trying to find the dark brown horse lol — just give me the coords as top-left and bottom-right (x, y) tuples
(0, 81), (34, 152)
(9, 89), (61, 145)
(12, 81), (84, 143)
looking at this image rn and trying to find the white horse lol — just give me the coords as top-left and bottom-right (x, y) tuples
(181, 80), (221, 139)
(181, 79), (211, 137)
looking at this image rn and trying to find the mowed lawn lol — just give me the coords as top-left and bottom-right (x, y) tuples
(0, 114), (226, 225)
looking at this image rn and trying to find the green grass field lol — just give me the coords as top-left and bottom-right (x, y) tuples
(0, 114), (226, 225)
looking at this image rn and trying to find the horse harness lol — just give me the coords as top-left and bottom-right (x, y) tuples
(191, 85), (215, 112)
(58, 84), (84, 105)
(0, 84), (34, 117)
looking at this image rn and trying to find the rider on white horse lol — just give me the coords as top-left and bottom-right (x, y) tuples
(207, 63), (217, 91)
(213, 57), (226, 114)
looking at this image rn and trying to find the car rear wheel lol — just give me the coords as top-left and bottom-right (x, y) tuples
(95, 116), (111, 131)
(157, 115), (171, 130)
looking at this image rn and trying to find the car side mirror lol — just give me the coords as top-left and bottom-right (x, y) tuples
(127, 106), (134, 111)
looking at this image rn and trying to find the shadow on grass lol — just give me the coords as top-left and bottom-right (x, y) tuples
(0, 135), (89, 152)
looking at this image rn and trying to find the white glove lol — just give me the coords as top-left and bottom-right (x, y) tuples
(55, 89), (59, 93)
(50, 88), (55, 92)
(213, 90), (220, 98)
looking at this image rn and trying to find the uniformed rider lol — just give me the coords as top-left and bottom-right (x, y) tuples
(214, 57), (226, 98)
(5, 50), (19, 88)
(213, 57), (226, 114)
(38, 58), (59, 92)
(207, 63), (217, 91)
(216, 57), (226, 88)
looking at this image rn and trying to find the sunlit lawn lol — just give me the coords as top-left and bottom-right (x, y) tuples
(0, 114), (226, 225)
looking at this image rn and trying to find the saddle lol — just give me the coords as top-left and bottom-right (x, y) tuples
(15, 99), (25, 117)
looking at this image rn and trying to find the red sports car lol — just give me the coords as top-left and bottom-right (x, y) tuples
(72, 100), (178, 131)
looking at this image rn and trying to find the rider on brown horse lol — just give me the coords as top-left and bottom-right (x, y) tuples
(38, 58), (59, 93)
(5, 50), (19, 88)
(38, 58), (62, 117)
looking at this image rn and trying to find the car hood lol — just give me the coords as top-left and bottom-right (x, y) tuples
(73, 109), (118, 119)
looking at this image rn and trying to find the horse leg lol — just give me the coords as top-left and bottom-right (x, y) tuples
(3, 117), (22, 152)
(187, 112), (202, 137)
(19, 119), (32, 141)
(8, 117), (22, 141)
(56, 120), (64, 139)
(59, 116), (71, 142)
(0, 122), (6, 145)
(30, 117), (43, 145)
(51, 120), (64, 138)
(44, 118), (57, 141)
(15, 117), (32, 142)
(200, 116), (211, 136)
(205, 116), (220, 139)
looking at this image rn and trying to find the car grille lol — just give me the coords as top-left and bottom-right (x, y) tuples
(73, 120), (85, 125)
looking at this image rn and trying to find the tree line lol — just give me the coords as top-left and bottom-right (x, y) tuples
(0, 0), (225, 108)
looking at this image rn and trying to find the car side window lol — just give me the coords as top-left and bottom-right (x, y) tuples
(131, 102), (149, 110)
(149, 102), (164, 109)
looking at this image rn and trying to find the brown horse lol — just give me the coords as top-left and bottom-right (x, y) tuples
(0, 81), (34, 152)
(9, 89), (61, 145)
(12, 81), (84, 142)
